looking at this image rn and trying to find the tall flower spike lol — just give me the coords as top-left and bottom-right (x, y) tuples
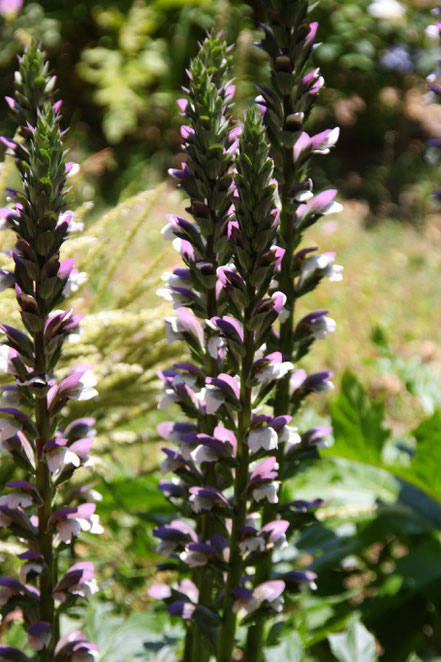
(158, 33), (238, 662)
(153, 34), (299, 653)
(0, 45), (99, 660)
(216, 109), (291, 662)
(244, 2), (341, 659)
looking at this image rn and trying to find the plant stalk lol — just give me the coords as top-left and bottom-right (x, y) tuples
(217, 323), (254, 662)
(244, 146), (298, 662)
(34, 328), (56, 659)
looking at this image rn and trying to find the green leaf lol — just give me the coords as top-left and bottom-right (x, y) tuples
(328, 372), (389, 466)
(413, 409), (441, 445)
(264, 628), (306, 662)
(392, 538), (441, 592)
(408, 411), (441, 500)
(326, 376), (441, 508)
(388, 410), (441, 508)
(99, 472), (172, 519)
(328, 616), (378, 662)
(80, 600), (184, 661)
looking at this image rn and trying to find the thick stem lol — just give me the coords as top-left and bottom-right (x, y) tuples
(183, 628), (194, 662)
(217, 326), (254, 662)
(34, 329), (56, 660)
(185, 236), (219, 662)
(244, 148), (298, 662)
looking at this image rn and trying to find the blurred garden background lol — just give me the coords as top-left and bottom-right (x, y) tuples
(2, 0), (441, 660)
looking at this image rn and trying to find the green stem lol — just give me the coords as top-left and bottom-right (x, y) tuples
(183, 627), (194, 662)
(244, 148), (298, 662)
(185, 266), (218, 662)
(34, 329), (56, 660)
(217, 326), (254, 662)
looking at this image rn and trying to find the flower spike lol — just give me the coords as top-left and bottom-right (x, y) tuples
(0, 44), (99, 659)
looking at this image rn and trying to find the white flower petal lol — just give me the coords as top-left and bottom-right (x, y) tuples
(248, 427), (278, 453)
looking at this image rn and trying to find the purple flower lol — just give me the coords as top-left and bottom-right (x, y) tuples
(180, 536), (229, 567)
(0, 416), (21, 445)
(295, 189), (343, 227)
(190, 427), (237, 463)
(160, 447), (187, 474)
(0, 481), (39, 509)
(188, 486), (230, 513)
(165, 307), (204, 350)
(232, 579), (285, 614)
(153, 519), (197, 556)
(157, 420), (197, 442)
(0, 646), (32, 661)
(57, 367), (98, 402)
(27, 621), (51, 651)
(248, 424), (278, 454)
(53, 561), (97, 603)
(284, 569), (317, 591)
(253, 351), (294, 384)
(44, 437), (93, 474)
(239, 526), (265, 555)
(259, 519), (289, 549)
(168, 600), (196, 620)
(298, 310), (336, 340)
(158, 480), (186, 499)
(210, 315), (244, 343)
(301, 425), (333, 448)
(148, 578), (199, 605)
(64, 417), (96, 441)
(290, 368), (335, 396)
(303, 370), (335, 394)
(204, 373), (240, 414)
(157, 269), (193, 307)
(298, 251), (343, 285)
(0, 505), (37, 539)
(18, 551), (44, 583)
(0, 576), (39, 607)
(54, 631), (98, 661)
(248, 457), (280, 503)
(50, 503), (103, 544)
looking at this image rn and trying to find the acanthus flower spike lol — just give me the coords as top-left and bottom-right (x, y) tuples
(0, 43), (100, 660)
(152, 15), (341, 659)
(154, 58), (300, 657)
(244, 2), (343, 659)
(154, 33), (241, 662)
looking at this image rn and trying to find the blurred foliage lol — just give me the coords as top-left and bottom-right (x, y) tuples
(311, 0), (441, 219)
(1, 0), (441, 217)
(278, 373), (441, 661)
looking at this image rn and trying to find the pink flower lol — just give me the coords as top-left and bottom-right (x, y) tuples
(53, 561), (97, 603)
(0, 0), (23, 17)
(232, 580), (285, 614)
(51, 503), (103, 544)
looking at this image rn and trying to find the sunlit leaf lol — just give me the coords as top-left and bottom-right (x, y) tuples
(328, 616), (378, 662)
(328, 372), (389, 466)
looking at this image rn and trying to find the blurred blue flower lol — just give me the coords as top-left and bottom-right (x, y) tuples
(379, 44), (414, 73)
